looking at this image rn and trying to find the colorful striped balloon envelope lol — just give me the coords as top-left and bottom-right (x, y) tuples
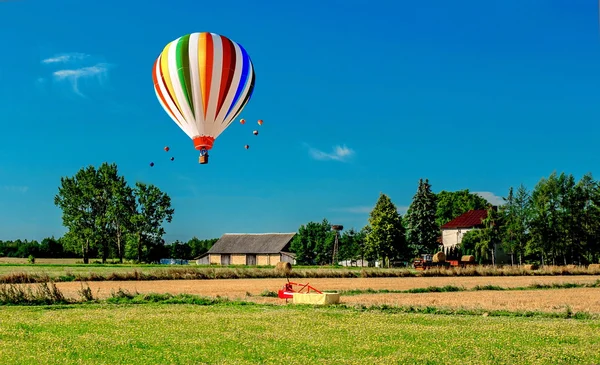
(152, 32), (256, 164)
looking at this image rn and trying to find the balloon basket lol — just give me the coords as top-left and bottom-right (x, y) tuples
(199, 155), (209, 164)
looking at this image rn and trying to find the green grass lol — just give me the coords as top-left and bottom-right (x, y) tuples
(0, 262), (599, 284)
(0, 302), (598, 365)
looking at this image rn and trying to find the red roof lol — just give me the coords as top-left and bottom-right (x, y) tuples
(441, 209), (488, 229)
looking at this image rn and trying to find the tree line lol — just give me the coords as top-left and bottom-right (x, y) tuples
(0, 236), (219, 263)
(290, 172), (600, 267)
(4, 163), (599, 267)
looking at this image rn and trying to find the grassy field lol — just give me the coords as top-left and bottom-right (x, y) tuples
(0, 302), (599, 364)
(1, 260), (599, 284)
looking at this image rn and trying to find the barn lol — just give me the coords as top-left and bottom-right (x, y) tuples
(195, 233), (297, 266)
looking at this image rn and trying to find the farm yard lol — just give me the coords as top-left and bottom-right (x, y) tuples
(1, 263), (599, 364)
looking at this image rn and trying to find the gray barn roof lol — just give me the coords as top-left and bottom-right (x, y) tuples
(207, 233), (296, 254)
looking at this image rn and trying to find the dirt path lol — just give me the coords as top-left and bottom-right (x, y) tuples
(50, 275), (600, 301)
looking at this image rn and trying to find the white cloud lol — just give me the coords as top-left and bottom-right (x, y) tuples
(308, 144), (355, 162)
(474, 191), (505, 206)
(331, 205), (410, 215)
(52, 63), (110, 97)
(40, 52), (111, 97)
(41, 52), (89, 64)
(2, 186), (28, 193)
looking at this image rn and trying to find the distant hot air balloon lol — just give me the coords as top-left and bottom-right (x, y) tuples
(150, 162), (155, 167)
(245, 145), (249, 149)
(153, 32), (256, 164)
(240, 119), (246, 125)
(257, 119), (263, 126)
(253, 130), (258, 136)
(164, 146), (170, 152)
(170, 157), (175, 161)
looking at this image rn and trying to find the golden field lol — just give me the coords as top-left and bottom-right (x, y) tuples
(33, 275), (600, 314)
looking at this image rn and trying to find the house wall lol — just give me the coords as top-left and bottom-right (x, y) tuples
(442, 228), (476, 249)
(279, 254), (295, 264)
(209, 254), (221, 265)
(256, 254), (280, 266)
(231, 254), (246, 265)
(196, 256), (209, 265)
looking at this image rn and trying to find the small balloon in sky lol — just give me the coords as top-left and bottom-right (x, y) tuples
(245, 145), (249, 149)
(150, 162), (155, 167)
(170, 157), (175, 161)
(240, 119), (246, 125)
(257, 119), (263, 126)
(253, 130), (258, 136)
(164, 146), (170, 152)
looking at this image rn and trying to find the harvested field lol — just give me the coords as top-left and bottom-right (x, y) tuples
(338, 288), (600, 314)
(45, 276), (600, 314)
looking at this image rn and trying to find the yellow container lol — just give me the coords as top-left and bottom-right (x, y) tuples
(292, 293), (340, 305)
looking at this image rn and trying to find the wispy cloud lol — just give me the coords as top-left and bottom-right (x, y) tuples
(41, 52), (89, 64)
(307, 144), (355, 162)
(2, 185), (29, 193)
(331, 205), (409, 215)
(40, 52), (111, 97)
(53, 63), (111, 97)
(474, 191), (505, 206)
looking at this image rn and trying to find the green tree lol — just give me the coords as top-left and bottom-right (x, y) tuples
(103, 164), (136, 264)
(364, 193), (407, 267)
(54, 165), (103, 263)
(338, 228), (367, 264)
(435, 189), (489, 227)
(130, 182), (175, 263)
(290, 219), (333, 265)
(500, 185), (531, 265)
(478, 205), (502, 265)
(405, 178), (439, 255)
(187, 237), (218, 258)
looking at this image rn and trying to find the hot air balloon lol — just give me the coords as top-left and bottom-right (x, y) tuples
(164, 146), (170, 152)
(257, 119), (263, 126)
(240, 119), (246, 125)
(253, 130), (258, 136)
(170, 157), (175, 161)
(150, 162), (155, 167)
(153, 32), (256, 164)
(244, 145), (249, 149)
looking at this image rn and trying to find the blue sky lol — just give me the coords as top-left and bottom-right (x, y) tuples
(1, 0), (599, 242)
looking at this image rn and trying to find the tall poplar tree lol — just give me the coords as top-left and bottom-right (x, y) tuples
(405, 178), (439, 255)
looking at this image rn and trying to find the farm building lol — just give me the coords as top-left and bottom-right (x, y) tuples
(195, 233), (297, 266)
(441, 208), (510, 264)
(440, 209), (488, 251)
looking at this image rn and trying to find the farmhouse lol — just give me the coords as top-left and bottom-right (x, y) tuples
(196, 233), (297, 266)
(440, 209), (488, 251)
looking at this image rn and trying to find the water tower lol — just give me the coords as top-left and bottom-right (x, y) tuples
(331, 225), (344, 265)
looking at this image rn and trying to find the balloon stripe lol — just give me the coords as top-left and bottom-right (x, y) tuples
(200, 33), (214, 120)
(216, 35), (235, 117)
(167, 40), (196, 134)
(176, 34), (195, 117)
(160, 41), (182, 116)
(225, 44), (251, 119)
(153, 58), (179, 126)
(189, 33), (205, 134)
(205, 33), (223, 135)
(215, 42), (244, 124)
(223, 62), (255, 127)
(229, 61), (255, 122)
(154, 56), (189, 134)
